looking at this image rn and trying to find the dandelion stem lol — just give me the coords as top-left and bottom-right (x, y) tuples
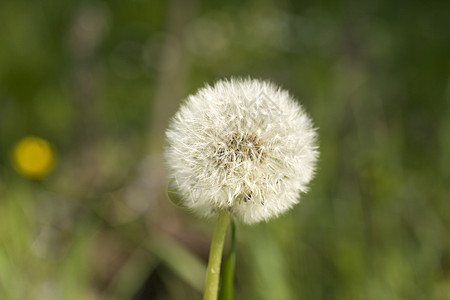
(219, 220), (236, 300)
(203, 209), (230, 300)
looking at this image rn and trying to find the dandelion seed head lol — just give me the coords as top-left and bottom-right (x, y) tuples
(165, 78), (318, 224)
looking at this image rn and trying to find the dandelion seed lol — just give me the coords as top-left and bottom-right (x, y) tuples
(165, 78), (318, 224)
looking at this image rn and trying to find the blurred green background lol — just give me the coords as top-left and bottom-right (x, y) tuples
(0, 0), (449, 299)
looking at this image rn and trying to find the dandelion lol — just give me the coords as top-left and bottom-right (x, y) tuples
(12, 136), (56, 179)
(165, 78), (318, 224)
(165, 78), (318, 300)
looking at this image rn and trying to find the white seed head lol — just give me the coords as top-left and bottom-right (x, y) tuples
(165, 78), (318, 224)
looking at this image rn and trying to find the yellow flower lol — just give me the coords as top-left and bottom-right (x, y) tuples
(13, 136), (55, 179)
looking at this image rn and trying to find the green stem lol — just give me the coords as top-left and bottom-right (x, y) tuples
(203, 209), (231, 300)
(219, 220), (235, 300)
